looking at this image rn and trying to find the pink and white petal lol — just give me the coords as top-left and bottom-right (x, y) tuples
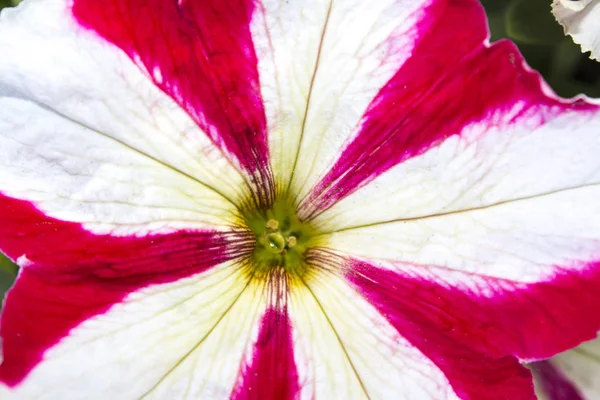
(324, 180), (600, 358)
(0, 194), (250, 278)
(0, 0), (251, 210)
(305, 40), (600, 229)
(289, 0), (489, 216)
(289, 265), (532, 399)
(71, 0), (275, 203)
(552, 0), (600, 61)
(337, 243), (600, 361)
(0, 196), (252, 388)
(252, 0), (486, 194)
(542, 335), (600, 400)
(0, 262), (275, 399)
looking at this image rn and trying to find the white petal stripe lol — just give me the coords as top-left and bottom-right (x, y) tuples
(0, 98), (238, 235)
(252, 0), (432, 195)
(289, 270), (459, 400)
(326, 183), (600, 285)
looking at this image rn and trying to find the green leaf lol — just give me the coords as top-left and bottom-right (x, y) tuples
(0, 253), (17, 305)
(0, 252), (17, 277)
(0, 269), (15, 304)
(480, 0), (509, 14)
(515, 42), (556, 77)
(506, 0), (564, 45)
(547, 41), (600, 98)
(487, 12), (508, 43)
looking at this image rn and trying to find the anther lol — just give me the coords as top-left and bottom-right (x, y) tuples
(266, 219), (279, 230)
(287, 236), (297, 247)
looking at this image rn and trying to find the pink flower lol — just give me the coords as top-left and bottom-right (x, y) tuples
(1, 0), (600, 398)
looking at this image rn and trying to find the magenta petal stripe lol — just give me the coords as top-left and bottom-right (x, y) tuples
(230, 308), (300, 400)
(345, 260), (534, 399)
(72, 0), (274, 204)
(346, 259), (600, 399)
(0, 194), (250, 386)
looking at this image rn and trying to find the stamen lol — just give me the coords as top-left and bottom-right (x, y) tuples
(266, 219), (279, 230)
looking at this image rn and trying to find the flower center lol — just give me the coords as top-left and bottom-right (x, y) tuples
(243, 198), (315, 279)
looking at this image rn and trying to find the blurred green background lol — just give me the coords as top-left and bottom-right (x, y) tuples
(0, 0), (599, 303)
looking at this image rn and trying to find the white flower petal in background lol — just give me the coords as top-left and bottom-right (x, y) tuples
(532, 334), (600, 400)
(552, 0), (600, 61)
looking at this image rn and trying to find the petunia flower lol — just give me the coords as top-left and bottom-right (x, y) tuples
(531, 334), (600, 400)
(2, 0), (600, 398)
(552, 0), (600, 61)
